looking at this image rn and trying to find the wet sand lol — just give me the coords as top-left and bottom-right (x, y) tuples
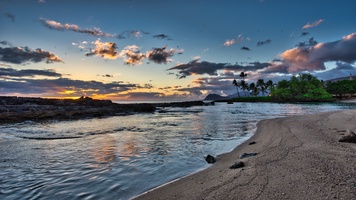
(134, 110), (356, 200)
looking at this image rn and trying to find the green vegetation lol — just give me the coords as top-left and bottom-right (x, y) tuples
(271, 74), (333, 102)
(326, 80), (356, 98)
(230, 73), (356, 103)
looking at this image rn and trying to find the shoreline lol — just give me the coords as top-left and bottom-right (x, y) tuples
(133, 110), (356, 200)
(0, 96), (208, 124)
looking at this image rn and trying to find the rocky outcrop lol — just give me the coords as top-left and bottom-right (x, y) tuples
(339, 129), (356, 143)
(0, 96), (210, 124)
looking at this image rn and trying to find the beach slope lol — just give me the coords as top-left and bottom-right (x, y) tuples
(134, 110), (356, 200)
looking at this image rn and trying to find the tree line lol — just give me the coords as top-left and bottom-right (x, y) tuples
(232, 72), (274, 97)
(232, 73), (356, 102)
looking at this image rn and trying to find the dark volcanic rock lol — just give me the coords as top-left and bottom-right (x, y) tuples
(229, 161), (245, 169)
(239, 152), (258, 159)
(339, 129), (356, 143)
(248, 141), (256, 145)
(205, 155), (216, 164)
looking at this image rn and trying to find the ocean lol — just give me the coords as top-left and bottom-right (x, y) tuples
(1, 102), (355, 200)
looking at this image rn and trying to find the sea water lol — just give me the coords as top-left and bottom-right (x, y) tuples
(0, 102), (355, 200)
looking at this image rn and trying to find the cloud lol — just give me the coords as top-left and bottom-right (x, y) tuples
(224, 39), (236, 46)
(153, 34), (172, 40)
(146, 46), (176, 64)
(0, 75), (139, 97)
(168, 58), (268, 78)
(241, 46), (250, 51)
(85, 39), (118, 59)
(257, 39), (271, 46)
(301, 32), (309, 37)
(280, 32), (356, 72)
(118, 30), (149, 39)
(0, 41), (13, 46)
(0, 46), (62, 64)
(302, 19), (324, 29)
(5, 13), (15, 22)
(40, 18), (115, 38)
(119, 45), (146, 65)
(0, 67), (62, 78)
(38, 0), (45, 3)
(224, 34), (243, 46)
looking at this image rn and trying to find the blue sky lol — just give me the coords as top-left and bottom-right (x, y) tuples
(1, 0), (356, 100)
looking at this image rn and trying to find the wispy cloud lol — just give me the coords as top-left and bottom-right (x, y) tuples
(153, 34), (172, 40)
(0, 46), (62, 64)
(5, 13), (15, 22)
(257, 39), (271, 46)
(224, 34), (243, 46)
(0, 67), (62, 78)
(39, 18), (115, 38)
(302, 19), (324, 29)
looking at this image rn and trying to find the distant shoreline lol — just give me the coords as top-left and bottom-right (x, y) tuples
(0, 96), (208, 124)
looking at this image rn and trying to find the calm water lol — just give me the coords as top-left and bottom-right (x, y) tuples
(0, 102), (355, 200)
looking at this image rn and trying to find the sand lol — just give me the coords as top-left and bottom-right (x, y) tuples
(133, 110), (356, 200)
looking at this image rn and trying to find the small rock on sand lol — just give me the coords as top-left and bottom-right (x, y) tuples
(339, 129), (356, 143)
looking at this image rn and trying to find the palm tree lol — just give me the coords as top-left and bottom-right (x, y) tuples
(232, 79), (240, 97)
(240, 80), (249, 96)
(256, 79), (266, 96)
(249, 82), (259, 96)
(266, 80), (274, 96)
(239, 72), (248, 81)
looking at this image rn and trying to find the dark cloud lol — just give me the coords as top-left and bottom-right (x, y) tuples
(301, 32), (309, 37)
(117, 30), (149, 39)
(295, 37), (318, 47)
(257, 39), (271, 46)
(0, 67), (62, 77)
(146, 46), (175, 64)
(153, 34), (172, 40)
(5, 13), (15, 22)
(168, 59), (268, 78)
(0, 41), (13, 46)
(241, 46), (250, 51)
(0, 77), (139, 97)
(0, 46), (62, 64)
(102, 74), (113, 78)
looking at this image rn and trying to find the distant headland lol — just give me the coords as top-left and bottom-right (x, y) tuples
(0, 96), (209, 124)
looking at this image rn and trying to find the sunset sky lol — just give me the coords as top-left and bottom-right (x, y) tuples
(1, 0), (356, 101)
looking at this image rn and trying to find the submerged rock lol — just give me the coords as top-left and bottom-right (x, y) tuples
(339, 129), (356, 143)
(205, 155), (216, 164)
(229, 161), (245, 169)
(239, 152), (258, 159)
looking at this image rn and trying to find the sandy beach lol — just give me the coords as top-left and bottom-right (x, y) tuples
(134, 110), (356, 200)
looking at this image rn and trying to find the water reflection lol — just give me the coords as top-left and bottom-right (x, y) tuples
(91, 135), (117, 165)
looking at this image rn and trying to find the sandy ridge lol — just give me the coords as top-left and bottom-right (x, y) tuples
(134, 110), (356, 200)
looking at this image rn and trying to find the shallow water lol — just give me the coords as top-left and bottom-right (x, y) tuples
(0, 102), (355, 200)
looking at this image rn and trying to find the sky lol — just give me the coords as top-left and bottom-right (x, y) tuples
(1, 0), (356, 101)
